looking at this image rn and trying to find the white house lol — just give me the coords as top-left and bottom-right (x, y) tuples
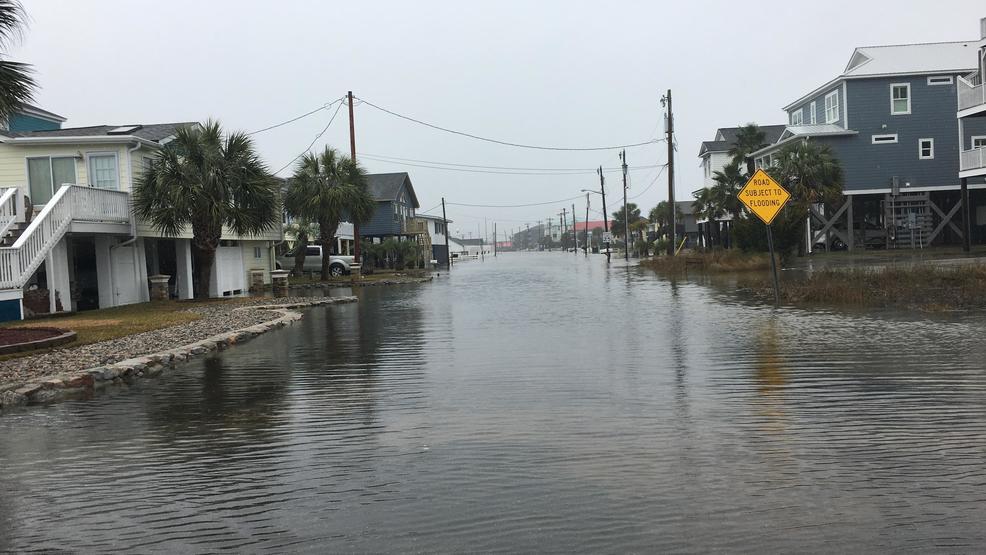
(0, 106), (281, 321)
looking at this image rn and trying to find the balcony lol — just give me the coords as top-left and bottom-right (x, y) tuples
(403, 218), (429, 235)
(960, 146), (986, 177)
(958, 76), (986, 117)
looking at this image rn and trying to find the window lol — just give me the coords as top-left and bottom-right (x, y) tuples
(824, 90), (840, 123)
(972, 136), (986, 149)
(87, 153), (119, 189)
(703, 158), (710, 178)
(27, 156), (76, 205)
(809, 102), (817, 124)
(305, 246), (320, 256)
(790, 109), (803, 126)
(872, 134), (898, 144)
(918, 138), (934, 159)
(253, 246), (262, 259)
(891, 83), (911, 115)
(927, 76), (953, 86)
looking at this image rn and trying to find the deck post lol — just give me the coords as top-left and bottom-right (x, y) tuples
(961, 177), (971, 252)
(846, 195), (854, 252)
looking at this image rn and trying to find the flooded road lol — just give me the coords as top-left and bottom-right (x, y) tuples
(2, 253), (986, 552)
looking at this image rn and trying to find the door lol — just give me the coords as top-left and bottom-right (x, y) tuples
(111, 244), (140, 306)
(215, 245), (245, 295)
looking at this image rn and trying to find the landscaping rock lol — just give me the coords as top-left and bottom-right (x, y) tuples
(0, 390), (27, 408)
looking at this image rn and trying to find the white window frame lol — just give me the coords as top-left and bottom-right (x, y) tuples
(871, 134), (899, 144)
(790, 108), (803, 126)
(918, 138), (934, 159)
(26, 155), (78, 205)
(809, 102), (817, 124)
(824, 90), (840, 123)
(890, 83), (911, 115)
(85, 151), (120, 190)
(253, 246), (262, 259)
(927, 75), (953, 86)
(972, 135), (986, 149)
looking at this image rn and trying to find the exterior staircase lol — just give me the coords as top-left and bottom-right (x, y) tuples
(0, 184), (132, 291)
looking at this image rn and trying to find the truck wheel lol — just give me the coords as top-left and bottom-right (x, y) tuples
(329, 264), (345, 277)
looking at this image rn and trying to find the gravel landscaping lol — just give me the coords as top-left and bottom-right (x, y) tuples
(0, 296), (354, 396)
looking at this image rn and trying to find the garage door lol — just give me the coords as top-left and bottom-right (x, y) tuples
(215, 246), (245, 295)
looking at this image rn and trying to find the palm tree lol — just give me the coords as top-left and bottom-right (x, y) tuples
(728, 123), (769, 171)
(134, 121), (280, 298)
(284, 219), (318, 276)
(0, 1), (36, 122)
(612, 203), (641, 240)
(284, 147), (375, 278)
(648, 201), (683, 240)
(769, 140), (844, 256)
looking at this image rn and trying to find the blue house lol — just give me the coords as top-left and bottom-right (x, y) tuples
(752, 32), (986, 249)
(4, 103), (66, 132)
(361, 172), (421, 240)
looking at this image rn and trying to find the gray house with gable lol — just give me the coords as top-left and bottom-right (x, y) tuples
(752, 31), (986, 249)
(361, 172), (421, 240)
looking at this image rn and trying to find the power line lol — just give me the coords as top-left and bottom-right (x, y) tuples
(446, 194), (585, 208)
(629, 164), (669, 200)
(248, 98), (344, 136)
(361, 155), (603, 176)
(356, 96), (663, 152)
(273, 101), (345, 175)
(361, 152), (660, 173)
(420, 201), (444, 214)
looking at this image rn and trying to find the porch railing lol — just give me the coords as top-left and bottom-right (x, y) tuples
(958, 78), (986, 112)
(0, 187), (19, 240)
(960, 146), (986, 172)
(0, 185), (132, 289)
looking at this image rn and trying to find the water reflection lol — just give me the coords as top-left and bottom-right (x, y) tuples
(1, 254), (985, 551)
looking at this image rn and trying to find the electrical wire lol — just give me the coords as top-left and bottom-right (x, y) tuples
(361, 156), (602, 176)
(356, 96), (663, 152)
(248, 98), (344, 136)
(629, 164), (668, 200)
(446, 194), (586, 209)
(419, 202), (444, 215)
(361, 152), (661, 174)
(273, 101), (345, 175)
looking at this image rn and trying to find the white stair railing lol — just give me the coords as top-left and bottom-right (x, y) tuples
(0, 187), (19, 240)
(958, 77), (986, 111)
(0, 185), (133, 290)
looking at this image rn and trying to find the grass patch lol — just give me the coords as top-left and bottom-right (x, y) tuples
(758, 265), (986, 310)
(0, 300), (209, 360)
(641, 250), (772, 274)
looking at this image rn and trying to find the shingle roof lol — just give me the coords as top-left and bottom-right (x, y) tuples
(365, 172), (420, 208)
(8, 122), (197, 143)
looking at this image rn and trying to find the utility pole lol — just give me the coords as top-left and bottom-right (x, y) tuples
(572, 203), (578, 255)
(619, 149), (630, 261)
(559, 208), (568, 250)
(663, 89), (676, 256)
(441, 197), (451, 269)
(348, 91), (361, 264)
(584, 193), (590, 257)
(598, 165), (610, 263)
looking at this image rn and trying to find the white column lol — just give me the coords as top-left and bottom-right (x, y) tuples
(94, 236), (114, 308)
(175, 239), (193, 299)
(46, 237), (72, 313)
(135, 238), (149, 302)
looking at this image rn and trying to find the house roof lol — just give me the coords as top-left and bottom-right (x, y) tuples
(4, 122), (197, 143)
(700, 125), (786, 157)
(675, 201), (695, 215)
(365, 172), (420, 208)
(572, 220), (614, 232)
(784, 40), (982, 110)
(18, 103), (66, 123)
(750, 124), (859, 157)
(416, 213), (452, 224)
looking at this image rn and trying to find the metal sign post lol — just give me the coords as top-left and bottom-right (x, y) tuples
(738, 169), (791, 306)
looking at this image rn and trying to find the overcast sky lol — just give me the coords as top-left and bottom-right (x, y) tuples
(12, 1), (986, 238)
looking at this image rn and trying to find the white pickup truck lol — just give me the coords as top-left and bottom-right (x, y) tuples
(276, 245), (355, 277)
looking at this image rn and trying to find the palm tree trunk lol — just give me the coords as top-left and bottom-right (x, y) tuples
(319, 218), (339, 278)
(292, 231), (308, 276)
(191, 245), (215, 299)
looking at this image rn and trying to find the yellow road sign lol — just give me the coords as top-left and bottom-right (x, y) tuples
(738, 169), (791, 225)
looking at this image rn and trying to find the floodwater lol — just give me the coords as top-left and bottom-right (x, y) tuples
(2, 253), (986, 552)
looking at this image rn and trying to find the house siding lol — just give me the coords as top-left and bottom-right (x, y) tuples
(8, 113), (61, 132)
(0, 143), (131, 201)
(789, 85), (843, 126)
(361, 181), (418, 237)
